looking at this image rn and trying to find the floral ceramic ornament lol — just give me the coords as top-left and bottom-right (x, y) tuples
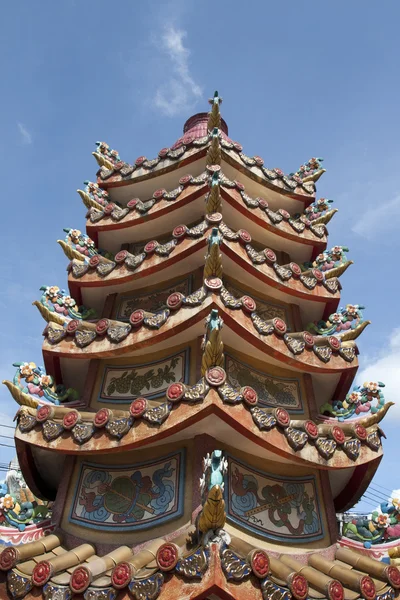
(308, 304), (365, 337)
(320, 381), (385, 421)
(12, 362), (78, 405)
(294, 157), (324, 180)
(39, 286), (95, 321)
(303, 198), (334, 222)
(83, 180), (110, 207)
(63, 228), (97, 258)
(344, 497), (400, 547)
(95, 141), (121, 165)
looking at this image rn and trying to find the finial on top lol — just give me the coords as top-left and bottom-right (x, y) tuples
(208, 91), (222, 130)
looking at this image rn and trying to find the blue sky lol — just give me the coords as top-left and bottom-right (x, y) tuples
(1, 0), (400, 512)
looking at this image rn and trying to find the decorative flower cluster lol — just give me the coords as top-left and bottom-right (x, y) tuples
(0, 477), (50, 531)
(304, 245), (349, 273)
(13, 362), (78, 405)
(344, 497), (400, 547)
(95, 141), (121, 165)
(303, 198), (334, 222)
(321, 381), (385, 421)
(294, 157), (324, 180)
(308, 304), (364, 337)
(83, 180), (111, 207)
(63, 228), (97, 258)
(39, 286), (95, 321)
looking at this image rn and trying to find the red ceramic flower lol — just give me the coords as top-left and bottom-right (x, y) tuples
(156, 543), (179, 571)
(204, 277), (222, 290)
(241, 386), (258, 407)
(63, 410), (79, 430)
(241, 295), (256, 314)
(328, 336), (341, 351)
(354, 423), (367, 441)
(233, 142), (243, 152)
(94, 408), (111, 428)
(144, 240), (158, 254)
(104, 203), (114, 215)
(70, 566), (92, 593)
(274, 168), (284, 176)
(115, 250), (128, 264)
(254, 156), (264, 166)
(289, 574), (309, 600)
(257, 198), (269, 209)
(275, 407), (290, 428)
(305, 420), (319, 439)
(273, 318), (287, 335)
(360, 576), (376, 600)
(167, 292), (184, 310)
(303, 332), (315, 348)
(235, 181), (245, 191)
(182, 134), (194, 145)
(206, 164), (221, 173)
(158, 147), (169, 158)
(111, 562), (133, 589)
(32, 561), (52, 586)
(0, 547), (18, 571)
(290, 262), (302, 277)
(179, 175), (192, 185)
(206, 366), (226, 386)
(331, 426), (345, 445)
(172, 225), (187, 239)
(66, 319), (79, 334)
(36, 404), (53, 423)
(250, 549), (269, 578)
(96, 319), (109, 335)
(129, 397), (148, 418)
(264, 248), (277, 263)
(312, 268), (324, 282)
(327, 580), (344, 600)
(135, 156), (146, 166)
(238, 229), (251, 244)
(129, 309), (145, 327)
(127, 198), (139, 209)
(153, 188), (166, 199)
(166, 383), (185, 403)
(385, 565), (400, 588)
(89, 254), (100, 268)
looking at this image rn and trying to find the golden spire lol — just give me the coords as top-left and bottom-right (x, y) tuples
(205, 172), (222, 213)
(206, 128), (221, 166)
(207, 91), (222, 130)
(201, 309), (224, 376)
(204, 228), (223, 279)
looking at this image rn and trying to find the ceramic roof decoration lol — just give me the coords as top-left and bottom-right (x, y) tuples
(1, 91), (398, 600)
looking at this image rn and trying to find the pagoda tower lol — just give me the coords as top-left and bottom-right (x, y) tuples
(0, 93), (398, 600)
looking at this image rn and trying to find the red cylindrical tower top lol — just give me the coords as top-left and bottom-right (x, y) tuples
(182, 112), (229, 137)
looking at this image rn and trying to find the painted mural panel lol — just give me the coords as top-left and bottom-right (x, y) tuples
(225, 354), (303, 413)
(115, 276), (192, 321)
(99, 348), (190, 403)
(226, 456), (323, 542)
(225, 281), (288, 323)
(70, 450), (185, 531)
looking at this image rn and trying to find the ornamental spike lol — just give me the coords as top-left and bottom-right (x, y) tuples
(201, 309), (224, 376)
(207, 91), (222, 130)
(203, 228), (223, 280)
(205, 172), (222, 213)
(324, 260), (353, 279)
(92, 151), (115, 170)
(57, 240), (86, 262)
(206, 128), (221, 166)
(32, 300), (67, 326)
(77, 189), (104, 211)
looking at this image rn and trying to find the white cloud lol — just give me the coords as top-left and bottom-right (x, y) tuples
(153, 25), (202, 117)
(356, 327), (400, 418)
(352, 195), (400, 239)
(17, 122), (33, 145)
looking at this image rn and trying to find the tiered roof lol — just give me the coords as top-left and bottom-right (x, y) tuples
(0, 92), (395, 600)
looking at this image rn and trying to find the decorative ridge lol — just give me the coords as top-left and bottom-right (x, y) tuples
(1, 536), (398, 600)
(12, 380), (386, 462)
(220, 175), (330, 239)
(39, 279), (356, 366)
